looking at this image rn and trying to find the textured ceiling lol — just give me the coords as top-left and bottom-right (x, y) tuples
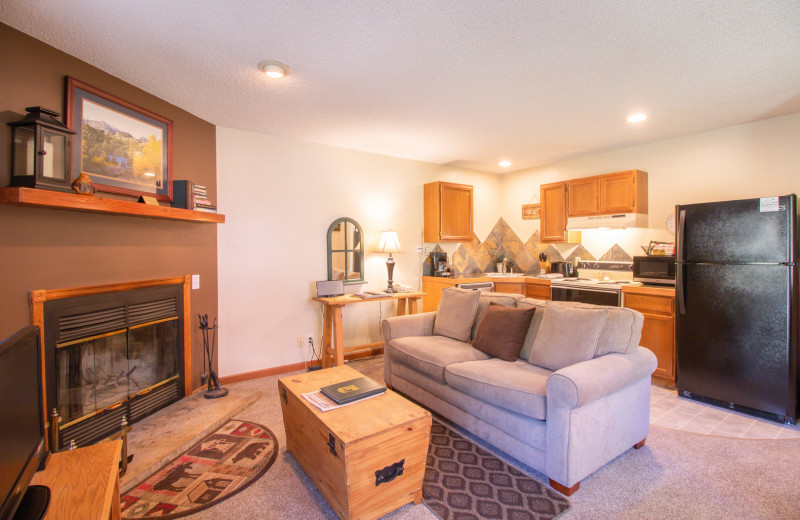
(2, 1), (800, 173)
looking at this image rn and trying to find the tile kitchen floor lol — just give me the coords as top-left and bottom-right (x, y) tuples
(650, 384), (800, 439)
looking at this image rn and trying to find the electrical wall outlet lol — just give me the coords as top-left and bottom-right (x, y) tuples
(416, 246), (426, 253)
(297, 334), (313, 349)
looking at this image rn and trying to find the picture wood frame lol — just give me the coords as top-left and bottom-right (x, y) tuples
(522, 203), (541, 220)
(66, 77), (173, 202)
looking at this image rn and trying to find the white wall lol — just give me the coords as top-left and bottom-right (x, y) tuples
(216, 127), (500, 376)
(501, 113), (800, 259)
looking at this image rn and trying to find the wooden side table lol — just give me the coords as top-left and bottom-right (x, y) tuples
(312, 291), (424, 368)
(30, 440), (122, 520)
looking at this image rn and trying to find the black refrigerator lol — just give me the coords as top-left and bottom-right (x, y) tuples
(676, 195), (799, 424)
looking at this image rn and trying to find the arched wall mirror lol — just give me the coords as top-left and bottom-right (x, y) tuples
(327, 217), (365, 284)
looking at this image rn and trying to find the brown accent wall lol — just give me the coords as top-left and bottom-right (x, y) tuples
(0, 23), (218, 390)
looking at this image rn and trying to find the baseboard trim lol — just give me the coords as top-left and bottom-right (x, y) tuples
(219, 347), (384, 386)
(219, 361), (319, 385)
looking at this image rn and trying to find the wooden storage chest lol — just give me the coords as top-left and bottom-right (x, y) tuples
(278, 366), (432, 520)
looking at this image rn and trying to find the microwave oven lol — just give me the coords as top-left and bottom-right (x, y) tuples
(632, 255), (676, 286)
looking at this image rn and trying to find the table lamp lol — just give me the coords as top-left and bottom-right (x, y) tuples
(374, 230), (403, 293)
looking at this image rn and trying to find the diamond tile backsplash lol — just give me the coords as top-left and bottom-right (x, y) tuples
(425, 218), (634, 276)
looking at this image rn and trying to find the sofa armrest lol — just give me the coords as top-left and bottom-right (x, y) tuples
(547, 346), (657, 409)
(381, 312), (437, 345)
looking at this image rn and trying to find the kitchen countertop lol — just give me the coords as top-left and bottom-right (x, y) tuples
(422, 275), (552, 284)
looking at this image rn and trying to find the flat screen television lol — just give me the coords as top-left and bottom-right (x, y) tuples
(0, 326), (50, 520)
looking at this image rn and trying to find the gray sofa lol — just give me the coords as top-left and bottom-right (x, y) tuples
(381, 289), (657, 496)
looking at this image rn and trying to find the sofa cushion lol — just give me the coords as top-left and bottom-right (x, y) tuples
(517, 298), (548, 359)
(433, 287), (481, 342)
(470, 292), (524, 339)
(546, 301), (644, 355)
(387, 335), (490, 384)
(445, 359), (552, 420)
(471, 303), (536, 361)
(528, 303), (609, 371)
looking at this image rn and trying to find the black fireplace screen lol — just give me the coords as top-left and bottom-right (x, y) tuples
(55, 318), (178, 426)
(44, 285), (184, 448)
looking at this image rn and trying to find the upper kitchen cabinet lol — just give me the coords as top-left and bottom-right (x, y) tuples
(540, 181), (568, 242)
(598, 170), (648, 214)
(424, 181), (473, 242)
(567, 177), (598, 217)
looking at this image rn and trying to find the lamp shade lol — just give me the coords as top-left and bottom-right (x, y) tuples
(374, 231), (403, 254)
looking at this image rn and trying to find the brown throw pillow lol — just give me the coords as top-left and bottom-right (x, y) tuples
(471, 302), (536, 361)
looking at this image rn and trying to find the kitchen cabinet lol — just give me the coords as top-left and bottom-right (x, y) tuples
(567, 178), (598, 217)
(598, 170), (648, 214)
(622, 286), (675, 382)
(540, 182), (567, 242)
(539, 170), (647, 242)
(421, 276), (551, 312)
(492, 280), (526, 295)
(424, 181), (473, 242)
(525, 279), (551, 300)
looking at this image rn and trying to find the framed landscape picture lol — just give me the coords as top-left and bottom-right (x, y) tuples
(66, 77), (173, 201)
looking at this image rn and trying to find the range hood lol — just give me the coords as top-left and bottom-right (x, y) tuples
(566, 213), (648, 230)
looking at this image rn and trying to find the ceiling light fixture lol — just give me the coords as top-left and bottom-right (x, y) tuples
(258, 60), (290, 78)
(499, 160), (511, 168)
(627, 113), (647, 123)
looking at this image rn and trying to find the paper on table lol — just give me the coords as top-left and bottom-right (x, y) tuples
(301, 389), (381, 412)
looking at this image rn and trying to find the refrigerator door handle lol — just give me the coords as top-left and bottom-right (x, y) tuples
(677, 209), (687, 315)
(677, 208), (686, 262)
(677, 263), (686, 314)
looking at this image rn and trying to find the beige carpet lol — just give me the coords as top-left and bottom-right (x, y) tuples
(183, 357), (800, 520)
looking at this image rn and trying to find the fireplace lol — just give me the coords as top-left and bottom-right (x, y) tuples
(32, 277), (191, 450)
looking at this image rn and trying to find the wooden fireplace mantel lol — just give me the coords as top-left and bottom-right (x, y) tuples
(31, 276), (194, 441)
(0, 187), (224, 224)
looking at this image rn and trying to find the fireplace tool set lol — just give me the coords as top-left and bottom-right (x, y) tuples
(199, 314), (228, 399)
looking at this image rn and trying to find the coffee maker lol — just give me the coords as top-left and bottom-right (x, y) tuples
(429, 252), (452, 277)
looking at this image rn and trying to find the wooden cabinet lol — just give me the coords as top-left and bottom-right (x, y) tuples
(424, 182), (473, 242)
(598, 170), (648, 214)
(540, 182), (567, 242)
(567, 178), (598, 217)
(539, 170), (647, 242)
(31, 440), (122, 520)
(623, 287), (675, 382)
(493, 281), (525, 295)
(525, 280), (551, 300)
(421, 277), (551, 312)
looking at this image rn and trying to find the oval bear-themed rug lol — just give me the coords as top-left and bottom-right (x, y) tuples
(121, 419), (278, 519)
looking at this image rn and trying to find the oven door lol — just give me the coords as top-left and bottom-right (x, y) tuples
(551, 286), (621, 306)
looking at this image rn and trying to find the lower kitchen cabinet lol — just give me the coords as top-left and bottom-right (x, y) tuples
(622, 287), (675, 382)
(525, 281), (551, 300)
(421, 277), (551, 312)
(492, 280), (525, 294)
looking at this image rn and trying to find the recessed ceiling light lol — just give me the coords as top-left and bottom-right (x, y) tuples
(499, 160), (512, 168)
(258, 60), (290, 78)
(627, 113), (647, 123)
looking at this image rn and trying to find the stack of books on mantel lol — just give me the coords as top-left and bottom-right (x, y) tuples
(172, 180), (217, 213)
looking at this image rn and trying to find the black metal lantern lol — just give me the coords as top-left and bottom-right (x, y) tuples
(8, 106), (75, 192)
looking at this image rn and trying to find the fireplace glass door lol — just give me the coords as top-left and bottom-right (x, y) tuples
(55, 317), (179, 427)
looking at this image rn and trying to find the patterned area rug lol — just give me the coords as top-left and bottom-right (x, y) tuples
(424, 419), (570, 520)
(121, 419), (278, 519)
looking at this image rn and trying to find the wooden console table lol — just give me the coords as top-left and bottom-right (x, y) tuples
(312, 292), (424, 368)
(31, 439), (122, 520)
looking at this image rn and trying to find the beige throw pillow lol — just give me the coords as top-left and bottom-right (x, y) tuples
(528, 303), (609, 371)
(433, 287), (481, 342)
